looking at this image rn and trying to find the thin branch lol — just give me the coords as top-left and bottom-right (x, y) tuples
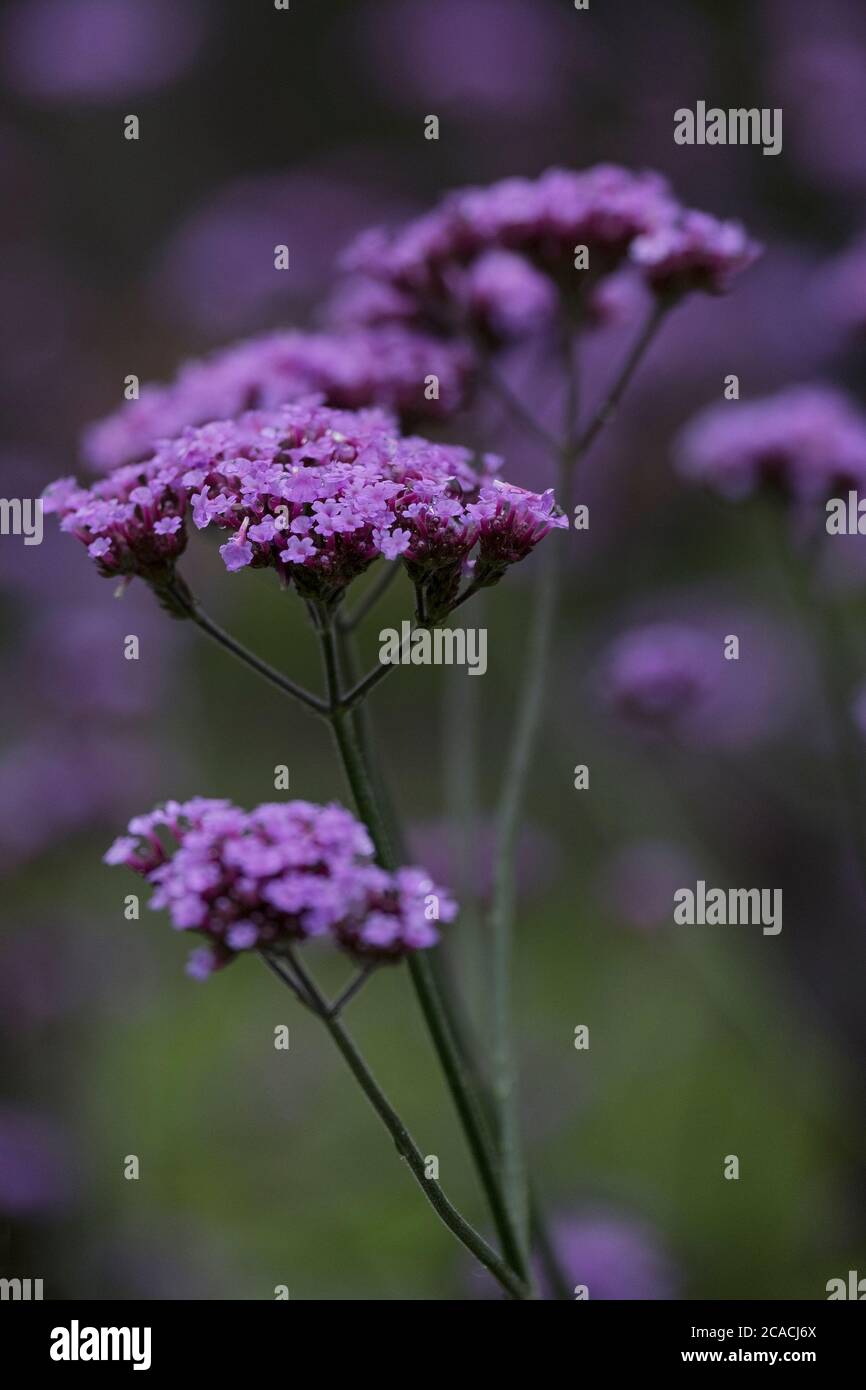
(259, 950), (317, 1012)
(165, 576), (329, 718)
(264, 946), (528, 1300)
(337, 625), (418, 712)
(574, 300), (670, 462)
(329, 962), (378, 1017)
(315, 616), (532, 1288)
(479, 357), (562, 454)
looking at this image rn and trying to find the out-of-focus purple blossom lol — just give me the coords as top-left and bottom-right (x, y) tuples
(337, 166), (680, 336)
(583, 271), (648, 329)
(49, 400), (565, 614)
(601, 623), (719, 732)
(0, 732), (160, 872)
(334, 166), (756, 349)
(596, 608), (805, 750)
(597, 840), (697, 931)
(542, 1212), (677, 1300)
(151, 170), (412, 336)
(630, 210), (761, 299)
(457, 251), (558, 344)
(0, 0), (206, 104)
(675, 385), (866, 503)
(82, 328), (477, 472)
(105, 798), (456, 974)
(816, 235), (866, 339)
(356, 0), (578, 119)
(766, 0), (866, 194)
(0, 1105), (74, 1215)
(469, 1208), (676, 1300)
(410, 817), (560, 903)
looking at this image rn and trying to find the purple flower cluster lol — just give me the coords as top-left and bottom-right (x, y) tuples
(42, 466), (187, 589)
(630, 209), (761, 297)
(105, 797), (457, 978)
(332, 165), (760, 342)
(46, 399), (566, 612)
(601, 622), (719, 731)
(83, 326), (476, 472)
(676, 385), (866, 502)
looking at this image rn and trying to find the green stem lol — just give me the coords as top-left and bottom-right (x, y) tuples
(488, 530), (561, 1268)
(262, 950), (528, 1299)
(164, 574), (328, 718)
(316, 617), (531, 1286)
(482, 302), (669, 1272)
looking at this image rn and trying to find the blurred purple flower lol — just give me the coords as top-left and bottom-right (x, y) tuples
(410, 817), (560, 903)
(0, 732), (159, 872)
(83, 328), (476, 471)
(543, 1211), (677, 1300)
(356, 0), (578, 119)
(0, 1106), (73, 1215)
(335, 166), (757, 351)
(630, 210), (761, 299)
(469, 1208), (676, 1300)
(816, 235), (866, 339)
(597, 840), (697, 932)
(676, 385), (866, 504)
(151, 169), (412, 336)
(601, 622), (719, 732)
(0, 0), (206, 104)
(766, 0), (866, 193)
(597, 607), (804, 750)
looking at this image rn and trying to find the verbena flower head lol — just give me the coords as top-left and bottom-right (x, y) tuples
(332, 165), (758, 341)
(629, 209), (762, 298)
(46, 399), (566, 615)
(41, 467), (187, 591)
(601, 622), (719, 732)
(83, 327), (476, 471)
(675, 385), (866, 502)
(598, 608), (798, 750)
(543, 1212), (677, 1301)
(105, 797), (456, 978)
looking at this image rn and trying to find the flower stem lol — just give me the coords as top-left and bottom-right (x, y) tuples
(488, 530), (561, 1268)
(574, 299), (670, 462)
(481, 303), (669, 1273)
(262, 949), (529, 1299)
(316, 616), (531, 1286)
(164, 574), (328, 717)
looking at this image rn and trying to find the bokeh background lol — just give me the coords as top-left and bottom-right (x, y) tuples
(3, 0), (866, 1299)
